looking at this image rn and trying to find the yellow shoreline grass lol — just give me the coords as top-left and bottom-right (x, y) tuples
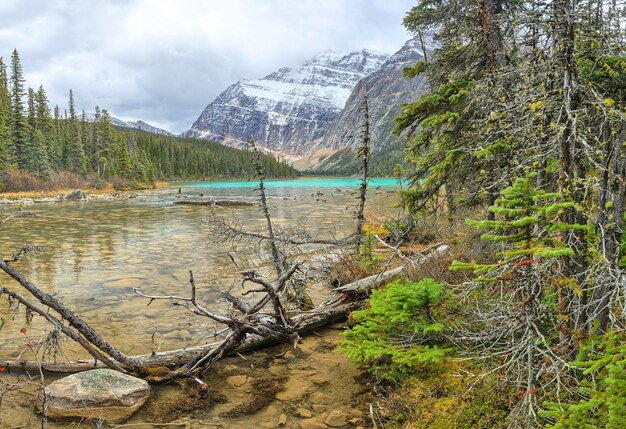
(0, 181), (169, 200)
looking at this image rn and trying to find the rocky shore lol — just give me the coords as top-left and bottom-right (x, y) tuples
(0, 189), (143, 205)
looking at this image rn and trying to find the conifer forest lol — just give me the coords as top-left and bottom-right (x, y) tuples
(0, 50), (295, 192)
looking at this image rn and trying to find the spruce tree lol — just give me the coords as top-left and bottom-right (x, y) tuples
(49, 104), (63, 169)
(24, 87), (38, 173)
(98, 108), (115, 177)
(340, 278), (448, 383)
(9, 49), (30, 169)
(0, 56), (14, 170)
(80, 109), (91, 169)
(32, 130), (51, 180)
(113, 134), (130, 177)
(65, 89), (85, 173)
(542, 333), (626, 429)
(450, 173), (589, 426)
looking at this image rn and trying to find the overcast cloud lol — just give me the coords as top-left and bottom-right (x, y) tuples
(0, 0), (414, 133)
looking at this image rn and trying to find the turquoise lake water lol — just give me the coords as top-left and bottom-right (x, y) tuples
(173, 177), (406, 189)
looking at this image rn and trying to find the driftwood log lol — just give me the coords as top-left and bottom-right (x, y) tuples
(0, 245), (449, 374)
(173, 200), (256, 207)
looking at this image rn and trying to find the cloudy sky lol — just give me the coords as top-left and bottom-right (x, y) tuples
(0, 0), (414, 134)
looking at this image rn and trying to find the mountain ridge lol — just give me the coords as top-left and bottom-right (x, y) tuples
(80, 113), (173, 136)
(183, 49), (389, 153)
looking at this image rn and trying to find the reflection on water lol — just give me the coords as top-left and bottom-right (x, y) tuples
(0, 178), (401, 359)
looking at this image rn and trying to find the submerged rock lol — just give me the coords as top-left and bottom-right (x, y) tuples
(325, 409), (348, 427)
(40, 368), (150, 423)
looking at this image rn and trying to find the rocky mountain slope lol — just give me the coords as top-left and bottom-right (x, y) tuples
(302, 38), (430, 172)
(81, 113), (173, 136)
(183, 50), (389, 153)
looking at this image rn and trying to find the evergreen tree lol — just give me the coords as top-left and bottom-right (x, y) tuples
(450, 173), (589, 426)
(340, 278), (448, 383)
(98, 108), (115, 177)
(49, 104), (63, 169)
(80, 109), (91, 169)
(34, 86), (53, 163)
(65, 89), (85, 173)
(31, 130), (51, 180)
(34, 86), (51, 133)
(542, 332), (626, 429)
(23, 87), (38, 173)
(9, 49), (30, 169)
(0, 57), (14, 170)
(113, 133), (130, 177)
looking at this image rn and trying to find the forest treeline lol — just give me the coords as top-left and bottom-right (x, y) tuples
(0, 50), (295, 192)
(340, 1), (626, 428)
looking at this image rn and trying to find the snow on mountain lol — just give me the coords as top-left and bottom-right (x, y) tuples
(184, 49), (389, 153)
(80, 113), (173, 136)
(320, 38), (430, 152)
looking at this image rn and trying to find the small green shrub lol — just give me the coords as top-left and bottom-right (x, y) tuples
(340, 278), (449, 383)
(541, 332), (626, 429)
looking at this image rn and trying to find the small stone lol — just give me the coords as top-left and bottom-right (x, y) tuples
(311, 376), (329, 386)
(300, 419), (327, 429)
(350, 409), (364, 418)
(278, 413), (288, 426)
(312, 404), (326, 413)
(275, 380), (310, 401)
(349, 417), (362, 425)
(325, 410), (348, 427)
(308, 392), (326, 404)
(226, 375), (248, 387)
(297, 407), (313, 418)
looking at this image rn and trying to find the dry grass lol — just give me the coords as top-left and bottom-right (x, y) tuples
(0, 181), (167, 200)
(0, 187), (116, 200)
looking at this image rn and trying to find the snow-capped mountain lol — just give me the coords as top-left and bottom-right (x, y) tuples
(80, 113), (173, 136)
(184, 49), (389, 153)
(320, 38), (430, 152)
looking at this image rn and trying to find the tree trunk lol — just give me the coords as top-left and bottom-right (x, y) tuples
(0, 246), (450, 374)
(355, 95), (371, 254)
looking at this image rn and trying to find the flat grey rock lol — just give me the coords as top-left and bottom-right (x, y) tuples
(41, 368), (150, 423)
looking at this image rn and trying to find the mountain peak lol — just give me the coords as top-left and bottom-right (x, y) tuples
(184, 48), (389, 152)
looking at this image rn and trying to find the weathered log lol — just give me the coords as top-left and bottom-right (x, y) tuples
(0, 303), (354, 373)
(333, 267), (404, 294)
(1, 266), (396, 374)
(0, 245), (449, 374)
(333, 244), (449, 295)
(173, 200), (256, 207)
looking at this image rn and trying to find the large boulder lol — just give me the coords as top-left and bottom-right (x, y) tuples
(67, 189), (87, 201)
(40, 369), (150, 423)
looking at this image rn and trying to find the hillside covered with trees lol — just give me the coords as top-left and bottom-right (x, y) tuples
(337, 0), (626, 428)
(0, 50), (296, 192)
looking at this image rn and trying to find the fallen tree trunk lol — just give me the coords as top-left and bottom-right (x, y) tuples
(174, 200), (256, 207)
(0, 245), (449, 374)
(0, 303), (354, 373)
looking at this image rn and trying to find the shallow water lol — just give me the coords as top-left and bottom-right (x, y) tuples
(0, 177), (401, 360)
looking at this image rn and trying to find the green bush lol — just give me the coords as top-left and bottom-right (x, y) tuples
(541, 332), (626, 429)
(340, 278), (449, 383)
